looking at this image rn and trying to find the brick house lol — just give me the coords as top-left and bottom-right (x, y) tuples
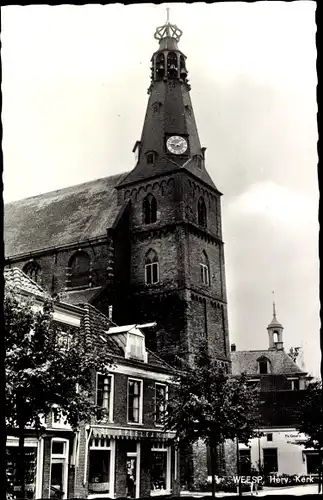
(5, 268), (179, 499)
(230, 303), (317, 477)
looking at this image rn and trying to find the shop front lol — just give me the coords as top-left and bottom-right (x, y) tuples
(86, 426), (178, 499)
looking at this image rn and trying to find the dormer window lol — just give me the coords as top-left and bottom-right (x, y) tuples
(258, 357), (270, 374)
(125, 330), (148, 363)
(194, 155), (203, 170)
(146, 151), (156, 165)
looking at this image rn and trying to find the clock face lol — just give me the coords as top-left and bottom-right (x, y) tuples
(166, 136), (188, 155)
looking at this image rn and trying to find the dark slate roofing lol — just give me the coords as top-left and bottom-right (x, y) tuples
(231, 350), (305, 376)
(4, 172), (129, 257)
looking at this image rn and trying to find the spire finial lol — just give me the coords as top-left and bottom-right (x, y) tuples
(272, 290), (276, 318)
(166, 7), (170, 23)
(154, 10), (183, 42)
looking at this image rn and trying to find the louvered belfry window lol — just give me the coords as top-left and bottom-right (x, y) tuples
(68, 251), (90, 288)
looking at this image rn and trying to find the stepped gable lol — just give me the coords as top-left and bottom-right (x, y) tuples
(231, 349), (305, 376)
(4, 172), (129, 257)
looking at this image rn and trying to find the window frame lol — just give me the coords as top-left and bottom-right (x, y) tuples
(67, 250), (91, 289)
(145, 261), (160, 285)
(258, 359), (270, 375)
(200, 263), (210, 285)
(127, 378), (143, 425)
(155, 383), (168, 427)
(150, 442), (172, 496)
(50, 438), (69, 500)
(96, 374), (114, 423)
(88, 438), (116, 499)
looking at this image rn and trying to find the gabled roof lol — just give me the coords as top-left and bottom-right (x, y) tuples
(4, 267), (48, 299)
(4, 172), (129, 257)
(231, 349), (305, 376)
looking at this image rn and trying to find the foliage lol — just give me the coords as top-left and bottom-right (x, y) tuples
(5, 286), (113, 496)
(297, 380), (323, 450)
(288, 346), (301, 363)
(163, 336), (261, 496)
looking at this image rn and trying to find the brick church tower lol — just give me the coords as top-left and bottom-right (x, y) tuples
(114, 14), (231, 367)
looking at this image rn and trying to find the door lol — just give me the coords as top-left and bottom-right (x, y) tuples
(50, 459), (65, 499)
(126, 457), (137, 498)
(263, 448), (278, 475)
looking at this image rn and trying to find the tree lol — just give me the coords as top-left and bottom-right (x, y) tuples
(5, 287), (113, 498)
(297, 380), (323, 494)
(164, 337), (261, 498)
(288, 346), (301, 363)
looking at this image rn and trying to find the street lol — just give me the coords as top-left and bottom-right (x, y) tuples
(181, 483), (321, 496)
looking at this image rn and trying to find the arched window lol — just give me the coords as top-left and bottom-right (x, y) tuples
(200, 251), (210, 286)
(145, 249), (159, 285)
(68, 251), (90, 288)
(143, 194), (157, 224)
(258, 356), (270, 374)
(197, 197), (207, 227)
(23, 261), (42, 283)
(155, 53), (165, 79)
(167, 52), (178, 79)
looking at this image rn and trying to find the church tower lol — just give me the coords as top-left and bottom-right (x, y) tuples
(115, 13), (230, 366)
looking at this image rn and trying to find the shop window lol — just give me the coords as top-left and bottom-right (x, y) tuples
(67, 251), (90, 288)
(128, 379), (143, 424)
(200, 251), (210, 285)
(6, 445), (38, 500)
(143, 194), (157, 224)
(263, 448), (278, 475)
(88, 439), (111, 495)
(23, 261), (42, 283)
(145, 249), (159, 285)
(151, 443), (170, 494)
(197, 197), (207, 227)
(96, 374), (113, 421)
(155, 383), (167, 426)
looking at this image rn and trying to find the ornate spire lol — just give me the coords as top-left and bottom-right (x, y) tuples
(154, 8), (183, 43)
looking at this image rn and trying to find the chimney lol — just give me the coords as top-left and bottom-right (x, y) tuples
(231, 343), (236, 352)
(108, 305), (113, 321)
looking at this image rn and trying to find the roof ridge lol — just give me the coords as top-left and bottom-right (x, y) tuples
(5, 171), (130, 205)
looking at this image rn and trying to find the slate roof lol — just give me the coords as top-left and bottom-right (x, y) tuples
(4, 267), (48, 298)
(4, 172), (129, 257)
(231, 350), (305, 376)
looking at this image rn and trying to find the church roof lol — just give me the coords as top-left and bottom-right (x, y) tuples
(231, 350), (305, 376)
(4, 172), (129, 258)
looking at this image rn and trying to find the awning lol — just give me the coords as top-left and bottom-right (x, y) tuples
(91, 427), (175, 441)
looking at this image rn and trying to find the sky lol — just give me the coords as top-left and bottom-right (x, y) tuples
(2, 3), (320, 378)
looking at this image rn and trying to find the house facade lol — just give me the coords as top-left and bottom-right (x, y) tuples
(5, 268), (179, 499)
(231, 304), (318, 477)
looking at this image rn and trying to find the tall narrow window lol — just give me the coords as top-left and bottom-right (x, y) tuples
(145, 249), (159, 285)
(155, 383), (167, 426)
(156, 53), (165, 80)
(200, 251), (210, 286)
(96, 374), (113, 417)
(143, 194), (157, 224)
(167, 52), (178, 78)
(128, 379), (142, 424)
(23, 261), (41, 283)
(68, 251), (90, 288)
(198, 197), (207, 227)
